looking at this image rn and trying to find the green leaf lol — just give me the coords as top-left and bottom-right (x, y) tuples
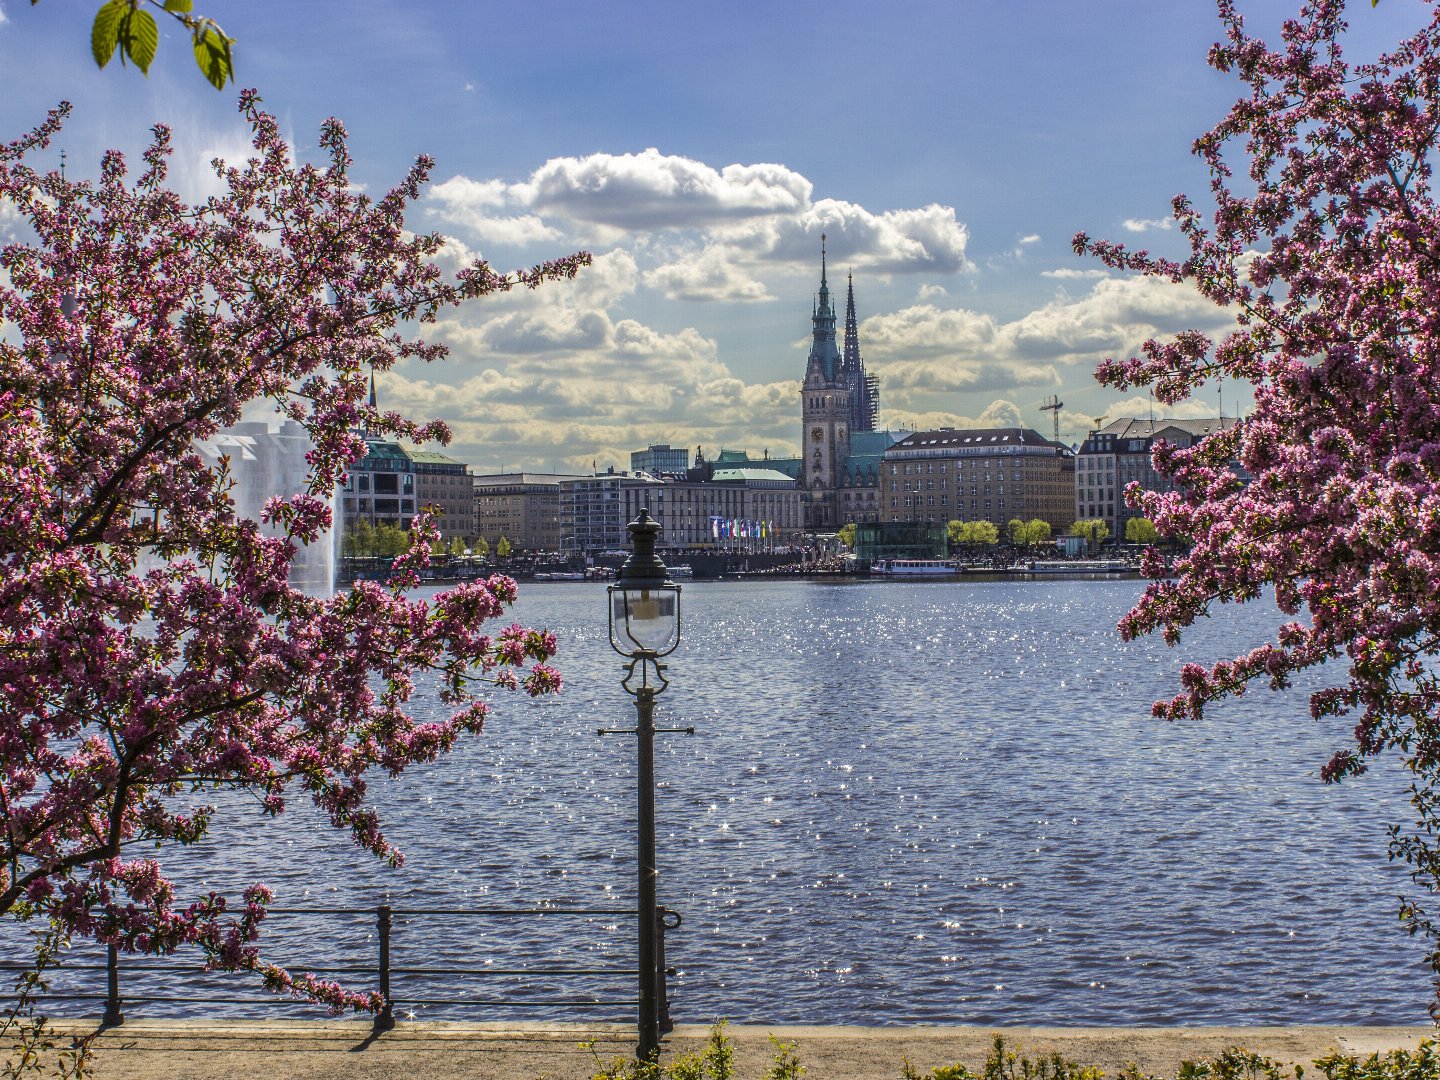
(192, 23), (233, 90)
(118, 7), (158, 74)
(163, 0), (194, 11)
(90, 0), (126, 68)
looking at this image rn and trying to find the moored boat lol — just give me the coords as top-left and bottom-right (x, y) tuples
(1014, 559), (1134, 575)
(871, 558), (960, 577)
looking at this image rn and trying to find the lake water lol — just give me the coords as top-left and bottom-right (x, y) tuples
(17, 579), (1430, 1025)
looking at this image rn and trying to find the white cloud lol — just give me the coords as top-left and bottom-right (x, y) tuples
(428, 176), (559, 246)
(1008, 274), (1227, 361)
(1040, 267), (1109, 280)
(1121, 217), (1174, 233)
(424, 150), (970, 282)
(170, 124), (284, 207)
(917, 283), (948, 300)
(0, 199), (29, 244)
(1019, 234), (1040, 245)
(858, 274), (1232, 410)
(644, 244), (772, 302)
(517, 149), (811, 230)
(880, 399), (1026, 433)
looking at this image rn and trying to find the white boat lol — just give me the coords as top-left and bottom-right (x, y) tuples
(872, 558), (959, 576)
(1016, 559), (1133, 575)
(668, 565), (694, 580)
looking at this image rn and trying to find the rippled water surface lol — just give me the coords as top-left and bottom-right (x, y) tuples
(21, 579), (1430, 1024)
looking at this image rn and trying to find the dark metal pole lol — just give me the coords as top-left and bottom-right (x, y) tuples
(656, 905), (673, 1034)
(635, 681), (659, 1061)
(374, 904), (395, 1031)
(102, 943), (123, 1027)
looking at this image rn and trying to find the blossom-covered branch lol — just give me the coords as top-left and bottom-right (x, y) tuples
(0, 91), (587, 1011)
(1076, 0), (1440, 1011)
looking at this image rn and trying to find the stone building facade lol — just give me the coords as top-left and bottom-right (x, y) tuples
(880, 427), (1076, 532)
(1075, 417), (1242, 538)
(472, 472), (588, 553)
(409, 450), (472, 542)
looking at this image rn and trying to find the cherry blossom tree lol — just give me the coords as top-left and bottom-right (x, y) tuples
(1074, 0), (1440, 1010)
(0, 91), (585, 1012)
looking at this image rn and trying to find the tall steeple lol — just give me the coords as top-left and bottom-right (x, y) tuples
(842, 271), (860, 375)
(834, 270), (878, 433)
(805, 234), (841, 384)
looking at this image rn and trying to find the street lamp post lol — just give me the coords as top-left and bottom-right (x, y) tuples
(600, 509), (689, 1061)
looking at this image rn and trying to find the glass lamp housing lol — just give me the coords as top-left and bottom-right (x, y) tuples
(608, 507), (682, 656)
(609, 583), (681, 656)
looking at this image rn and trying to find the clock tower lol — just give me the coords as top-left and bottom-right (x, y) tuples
(801, 235), (851, 531)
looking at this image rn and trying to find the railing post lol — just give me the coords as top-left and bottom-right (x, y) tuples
(655, 905), (673, 1034)
(373, 904), (395, 1031)
(102, 944), (123, 1027)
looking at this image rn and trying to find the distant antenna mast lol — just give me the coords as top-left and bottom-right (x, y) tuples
(1040, 394), (1063, 442)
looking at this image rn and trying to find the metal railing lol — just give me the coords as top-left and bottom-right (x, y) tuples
(4, 902), (681, 1043)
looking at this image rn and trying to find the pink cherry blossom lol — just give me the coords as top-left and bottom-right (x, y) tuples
(0, 91), (587, 1013)
(1076, 0), (1440, 1013)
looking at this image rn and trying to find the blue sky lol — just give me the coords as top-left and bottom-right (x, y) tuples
(0, 1), (1432, 472)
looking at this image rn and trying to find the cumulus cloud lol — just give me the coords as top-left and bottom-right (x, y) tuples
(859, 274), (1233, 411)
(1019, 234), (1040, 245)
(1041, 267), (1109, 280)
(1008, 274), (1228, 361)
(425, 148), (971, 287)
(428, 176), (559, 246)
(169, 126), (270, 206)
(880, 399), (1026, 433)
(644, 244), (772, 302)
(631, 198), (970, 301)
(518, 149), (812, 230)
(772, 199), (971, 273)
(917, 283), (948, 299)
(1104, 390), (1252, 424)
(1122, 217), (1174, 233)
(0, 199), (29, 244)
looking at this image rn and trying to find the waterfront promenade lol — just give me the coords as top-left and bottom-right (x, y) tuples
(54, 1019), (1434, 1080)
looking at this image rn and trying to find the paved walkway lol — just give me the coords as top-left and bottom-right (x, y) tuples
(33, 1020), (1435, 1080)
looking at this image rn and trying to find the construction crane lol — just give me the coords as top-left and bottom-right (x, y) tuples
(1040, 395), (1063, 442)
(1092, 415), (1108, 433)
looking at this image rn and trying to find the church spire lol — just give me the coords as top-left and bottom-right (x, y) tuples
(839, 270), (878, 432)
(842, 270), (860, 374)
(815, 233), (834, 321)
(805, 236), (841, 383)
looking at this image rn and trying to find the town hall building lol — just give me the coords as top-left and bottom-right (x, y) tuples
(798, 237), (892, 531)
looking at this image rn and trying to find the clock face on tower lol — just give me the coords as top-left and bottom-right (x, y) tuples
(811, 426), (824, 442)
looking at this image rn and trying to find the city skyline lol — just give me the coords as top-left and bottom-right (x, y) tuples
(0, 1), (1430, 472)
